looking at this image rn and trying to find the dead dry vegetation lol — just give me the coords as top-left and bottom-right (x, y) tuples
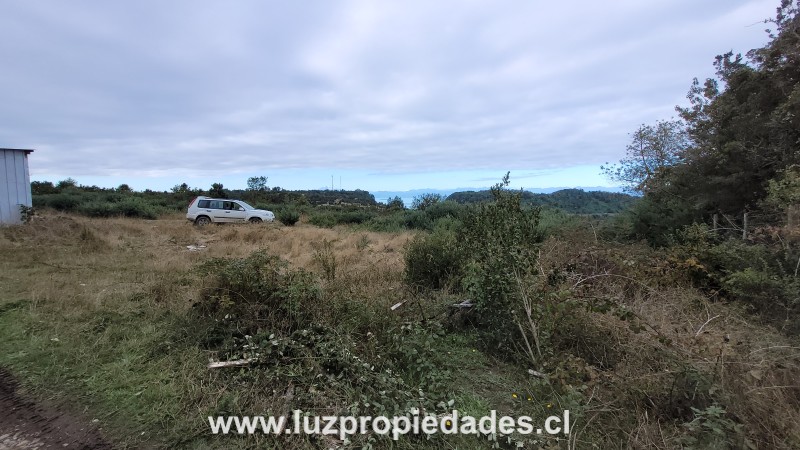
(0, 213), (416, 448)
(529, 234), (800, 448)
(0, 211), (799, 449)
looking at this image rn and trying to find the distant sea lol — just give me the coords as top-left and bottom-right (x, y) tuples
(374, 196), (416, 207)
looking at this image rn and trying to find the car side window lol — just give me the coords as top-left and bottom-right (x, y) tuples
(197, 200), (210, 208)
(209, 200), (223, 209)
(233, 202), (245, 211)
(223, 201), (235, 210)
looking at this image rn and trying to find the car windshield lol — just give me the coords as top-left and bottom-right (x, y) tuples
(236, 201), (255, 210)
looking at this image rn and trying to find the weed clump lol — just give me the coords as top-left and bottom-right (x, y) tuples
(191, 249), (460, 446)
(404, 224), (464, 290)
(277, 207), (300, 226)
(195, 250), (320, 340)
(404, 173), (544, 353)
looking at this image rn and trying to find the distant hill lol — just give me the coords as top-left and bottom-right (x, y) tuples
(371, 186), (623, 201)
(446, 188), (636, 214)
(293, 189), (377, 206)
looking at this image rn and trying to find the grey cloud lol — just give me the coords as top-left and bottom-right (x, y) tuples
(0, 0), (777, 178)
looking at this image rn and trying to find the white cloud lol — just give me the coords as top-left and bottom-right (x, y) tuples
(0, 0), (779, 186)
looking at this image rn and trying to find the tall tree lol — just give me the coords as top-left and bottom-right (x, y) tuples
(671, 1), (800, 216)
(601, 119), (688, 194)
(247, 176), (268, 191)
(209, 183), (227, 198)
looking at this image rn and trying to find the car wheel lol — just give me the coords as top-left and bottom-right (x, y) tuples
(195, 216), (211, 226)
(248, 217), (262, 224)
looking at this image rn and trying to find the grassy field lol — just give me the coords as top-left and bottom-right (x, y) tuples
(0, 213), (536, 448)
(1, 211), (799, 449)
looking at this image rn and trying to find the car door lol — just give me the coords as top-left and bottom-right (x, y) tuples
(225, 201), (247, 222)
(195, 199), (214, 220)
(209, 200), (229, 222)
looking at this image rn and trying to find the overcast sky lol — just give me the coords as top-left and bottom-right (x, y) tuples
(1, 0), (778, 191)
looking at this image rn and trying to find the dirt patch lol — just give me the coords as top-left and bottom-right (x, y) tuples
(0, 368), (111, 450)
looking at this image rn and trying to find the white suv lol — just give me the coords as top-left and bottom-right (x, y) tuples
(187, 197), (275, 225)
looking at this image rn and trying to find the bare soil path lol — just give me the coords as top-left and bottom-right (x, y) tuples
(0, 368), (111, 450)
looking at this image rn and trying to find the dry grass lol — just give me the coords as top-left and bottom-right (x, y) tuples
(0, 212), (415, 448)
(532, 232), (800, 448)
(0, 212), (412, 311)
(5, 212), (799, 448)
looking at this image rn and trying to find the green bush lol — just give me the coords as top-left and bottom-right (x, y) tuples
(668, 224), (800, 329)
(404, 224), (465, 290)
(36, 192), (162, 219)
(77, 201), (117, 217)
(277, 208), (300, 226)
(364, 214), (405, 232)
(337, 210), (375, 224)
(114, 198), (159, 219)
(46, 193), (81, 211)
(677, 404), (748, 449)
(460, 182), (542, 351)
(309, 212), (337, 228)
(402, 210), (433, 230)
(196, 251), (321, 338)
(423, 200), (466, 222)
(723, 268), (792, 312)
(403, 174), (544, 353)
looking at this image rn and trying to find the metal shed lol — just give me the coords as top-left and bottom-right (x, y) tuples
(1, 148), (34, 225)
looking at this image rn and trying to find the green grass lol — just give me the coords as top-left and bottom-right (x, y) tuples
(0, 302), (194, 446)
(3, 213), (800, 449)
(0, 215), (563, 449)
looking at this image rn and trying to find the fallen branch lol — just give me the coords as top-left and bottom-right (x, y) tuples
(390, 301), (405, 311)
(695, 315), (721, 337)
(527, 369), (547, 379)
(208, 358), (256, 369)
(450, 300), (474, 309)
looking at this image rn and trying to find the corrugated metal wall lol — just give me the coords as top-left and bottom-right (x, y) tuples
(0, 150), (32, 225)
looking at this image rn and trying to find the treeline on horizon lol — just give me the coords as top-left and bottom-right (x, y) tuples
(447, 188), (635, 214)
(28, 176), (636, 218)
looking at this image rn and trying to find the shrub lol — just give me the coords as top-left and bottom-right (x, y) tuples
(77, 201), (117, 217)
(337, 210), (374, 224)
(19, 205), (34, 223)
(404, 225), (465, 290)
(404, 174), (544, 354)
(677, 404), (748, 449)
(195, 251), (321, 338)
(31, 196), (47, 209)
(277, 208), (300, 226)
(364, 214), (405, 232)
(114, 198), (159, 219)
(402, 210), (433, 230)
(312, 239), (337, 282)
(723, 267), (792, 312)
(423, 200), (466, 222)
(460, 176), (542, 345)
(669, 224), (800, 324)
(309, 212), (337, 228)
(411, 193), (443, 210)
(46, 193), (81, 211)
(386, 196), (405, 210)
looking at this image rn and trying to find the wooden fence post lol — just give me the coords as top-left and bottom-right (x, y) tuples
(742, 212), (748, 240)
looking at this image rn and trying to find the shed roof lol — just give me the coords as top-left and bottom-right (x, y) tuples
(0, 148), (34, 154)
